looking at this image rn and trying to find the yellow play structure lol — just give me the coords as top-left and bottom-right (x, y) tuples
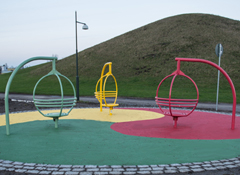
(95, 62), (119, 115)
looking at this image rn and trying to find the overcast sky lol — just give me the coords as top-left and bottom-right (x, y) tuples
(1, 0), (240, 67)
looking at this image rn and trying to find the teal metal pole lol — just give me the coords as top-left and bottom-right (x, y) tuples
(5, 56), (57, 135)
(55, 118), (58, 128)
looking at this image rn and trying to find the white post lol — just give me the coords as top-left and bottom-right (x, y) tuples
(216, 44), (222, 111)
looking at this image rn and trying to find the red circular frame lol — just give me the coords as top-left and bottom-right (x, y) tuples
(155, 73), (199, 126)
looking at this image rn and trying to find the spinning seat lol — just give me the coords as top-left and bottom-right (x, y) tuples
(95, 62), (118, 115)
(33, 59), (76, 128)
(155, 60), (199, 127)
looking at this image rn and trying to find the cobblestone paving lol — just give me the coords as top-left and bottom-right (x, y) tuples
(1, 157), (240, 174)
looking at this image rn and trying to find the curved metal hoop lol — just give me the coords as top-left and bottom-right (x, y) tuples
(94, 62), (118, 115)
(95, 74), (118, 105)
(33, 72), (76, 119)
(32, 60), (76, 130)
(155, 74), (199, 118)
(175, 57), (236, 130)
(103, 74), (118, 106)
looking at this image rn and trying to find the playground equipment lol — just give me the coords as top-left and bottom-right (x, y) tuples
(95, 62), (118, 115)
(4, 57), (76, 135)
(33, 59), (76, 128)
(155, 59), (199, 128)
(155, 58), (236, 129)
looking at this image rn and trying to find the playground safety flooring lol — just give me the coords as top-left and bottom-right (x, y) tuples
(1, 105), (240, 174)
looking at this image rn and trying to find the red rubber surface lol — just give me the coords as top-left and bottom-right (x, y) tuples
(111, 108), (240, 140)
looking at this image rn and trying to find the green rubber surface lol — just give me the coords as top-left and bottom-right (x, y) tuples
(1, 119), (240, 165)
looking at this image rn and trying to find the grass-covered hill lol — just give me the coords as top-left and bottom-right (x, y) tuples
(1, 13), (240, 103)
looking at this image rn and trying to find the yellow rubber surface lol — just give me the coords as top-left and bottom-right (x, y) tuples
(0, 108), (164, 126)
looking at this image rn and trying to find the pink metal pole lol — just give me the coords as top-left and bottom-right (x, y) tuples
(177, 60), (181, 73)
(169, 74), (177, 116)
(175, 58), (237, 130)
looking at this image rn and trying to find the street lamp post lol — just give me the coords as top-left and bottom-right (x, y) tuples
(75, 11), (88, 101)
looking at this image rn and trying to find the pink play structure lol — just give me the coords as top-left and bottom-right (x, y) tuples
(155, 58), (237, 129)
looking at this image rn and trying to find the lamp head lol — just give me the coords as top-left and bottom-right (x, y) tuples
(82, 24), (88, 30)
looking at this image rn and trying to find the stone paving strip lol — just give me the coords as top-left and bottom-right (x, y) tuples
(1, 157), (240, 174)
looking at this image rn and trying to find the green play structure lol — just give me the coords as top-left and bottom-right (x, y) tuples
(4, 57), (76, 135)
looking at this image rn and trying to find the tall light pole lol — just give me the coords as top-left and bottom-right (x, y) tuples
(75, 11), (88, 101)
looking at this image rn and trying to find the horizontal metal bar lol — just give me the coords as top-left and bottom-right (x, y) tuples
(35, 102), (76, 105)
(156, 100), (197, 105)
(157, 104), (196, 108)
(155, 97), (198, 101)
(34, 98), (76, 102)
(35, 104), (76, 107)
(76, 21), (86, 25)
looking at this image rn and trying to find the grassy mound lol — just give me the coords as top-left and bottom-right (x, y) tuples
(1, 13), (240, 103)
